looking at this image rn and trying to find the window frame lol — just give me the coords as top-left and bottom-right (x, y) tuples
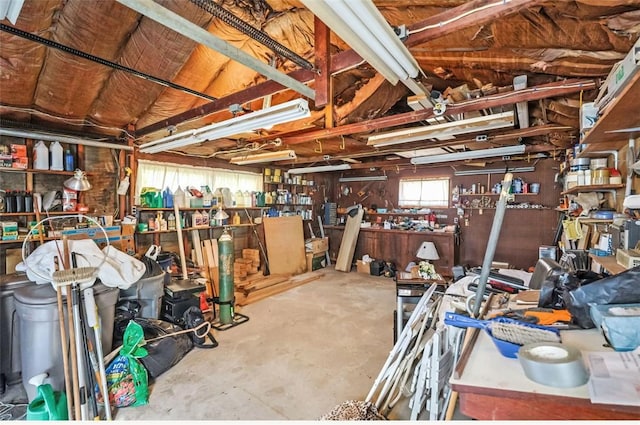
(398, 176), (450, 208)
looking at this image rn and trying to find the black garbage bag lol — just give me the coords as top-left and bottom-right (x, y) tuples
(113, 316), (194, 379)
(564, 265), (640, 329)
(538, 270), (602, 310)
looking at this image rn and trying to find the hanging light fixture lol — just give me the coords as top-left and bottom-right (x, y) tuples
(139, 99), (311, 154)
(230, 149), (297, 165)
(63, 169), (92, 191)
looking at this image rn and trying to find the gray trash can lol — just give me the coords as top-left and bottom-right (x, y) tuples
(119, 272), (165, 319)
(14, 281), (119, 401)
(0, 274), (34, 389)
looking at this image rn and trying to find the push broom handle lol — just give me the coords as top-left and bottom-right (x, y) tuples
(174, 203), (189, 280)
(40, 199), (74, 420)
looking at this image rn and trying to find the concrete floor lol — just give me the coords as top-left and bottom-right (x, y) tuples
(2, 266), (467, 420)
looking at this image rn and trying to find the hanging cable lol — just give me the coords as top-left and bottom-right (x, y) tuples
(0, 23), (217, 102)
(189, 0), (316, 72)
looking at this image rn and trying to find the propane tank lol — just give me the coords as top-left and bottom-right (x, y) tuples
(218, 228), (235, 324)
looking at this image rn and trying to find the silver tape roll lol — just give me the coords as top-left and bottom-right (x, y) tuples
(518, 342), (589, 388)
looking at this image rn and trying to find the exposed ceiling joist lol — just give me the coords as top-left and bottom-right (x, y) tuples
(116, 0), (315, 100)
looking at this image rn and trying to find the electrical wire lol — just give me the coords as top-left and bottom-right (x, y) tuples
(408, 0), (514, 35)
(0, 23), (217, 103)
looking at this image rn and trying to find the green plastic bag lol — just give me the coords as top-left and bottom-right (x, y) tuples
(104, 321), (149, 408)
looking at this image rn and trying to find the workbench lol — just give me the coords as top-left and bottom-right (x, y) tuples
(449, 328), (640, 420)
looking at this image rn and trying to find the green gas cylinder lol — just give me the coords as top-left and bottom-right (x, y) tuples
(218, 228), (235, 324)
(26, 382), (68, 421)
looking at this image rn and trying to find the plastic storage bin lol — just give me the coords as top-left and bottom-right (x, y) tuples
(14, 282), (119, 401)
(119, 272), (165, 319)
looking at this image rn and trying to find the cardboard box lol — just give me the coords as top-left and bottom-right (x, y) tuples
(12, 156), (28, 169)
(306, 252), (326, 272)
(616, 248), (640, 269)
(305, 237), (328, 254)
(10, 144), (27, 157)
(62, 225), (125, 250)
(356, 260), (371, 274)
(0, 154), (12, 168)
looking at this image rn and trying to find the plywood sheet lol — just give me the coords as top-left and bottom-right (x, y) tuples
(335, 207), (364, 272)
(263, 216), (307, 275)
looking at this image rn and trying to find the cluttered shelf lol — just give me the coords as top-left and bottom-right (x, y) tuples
(589, 254), (628, 275)
(323, 225), (457, 237)
(561, 184), (625, 196)
(136, 224), (256, 234)
(0, 211), (78, 217)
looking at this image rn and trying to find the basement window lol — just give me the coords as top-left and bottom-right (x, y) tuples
(136, 160), (262, 199)
(398, 177), (450, 208)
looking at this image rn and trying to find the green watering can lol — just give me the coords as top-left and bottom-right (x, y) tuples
(26, 374), (68, 421)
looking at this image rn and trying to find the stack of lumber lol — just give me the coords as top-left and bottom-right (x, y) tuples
(234, 249), (261, 282)
(234, 272), (324, 306)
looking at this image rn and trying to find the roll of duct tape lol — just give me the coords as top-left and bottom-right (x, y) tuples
(518, 342), (589, 388)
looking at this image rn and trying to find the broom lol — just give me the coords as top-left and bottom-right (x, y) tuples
(52, 260), (97, 421)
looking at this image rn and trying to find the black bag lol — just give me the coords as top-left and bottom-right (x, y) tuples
(565, 265), (640, 328)
(113, 316), (194, 379)
(538, 270), (602, 310)
(182, 306), (218, 349)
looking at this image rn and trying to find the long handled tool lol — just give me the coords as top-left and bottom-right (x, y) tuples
(84, 287), (112, 420)
(36, 202), (74, 420)
(52, 246), (97, 421)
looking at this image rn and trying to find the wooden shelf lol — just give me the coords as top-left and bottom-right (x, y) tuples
(459, 192), (539, 196)
(136, 224), (256, 234)
(561, 184), (624, 195)
(137, 206), (265, 212)
(0, 211), (78, 217)
(589, 254), (627, 275)
(0, 168), (88, 176)
(581, 71), (640, 148)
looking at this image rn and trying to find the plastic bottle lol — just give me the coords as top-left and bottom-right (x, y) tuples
(5, 190), (15, 213)
(49, 141), (64, 171)
(15, 190), (25, 212)
(174, 186), (186, 209)
(193, 210), (202, 227)
(163, 187), (174, 208)
(33, 141), (49, 170)
(64, 148), (75, 171)
(233, 212), (241, 225)
(24, 191), (33, 212)
(168, 213), (176, 231)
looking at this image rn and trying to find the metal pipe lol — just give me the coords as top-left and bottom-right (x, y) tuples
(0, 127), (133, 151)
(472, 172), (513, 317)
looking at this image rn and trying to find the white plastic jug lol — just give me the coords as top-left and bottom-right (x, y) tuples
(173, 186), (186, 209)
(49, 141), (64, 171)
(33, 141), (49, 170)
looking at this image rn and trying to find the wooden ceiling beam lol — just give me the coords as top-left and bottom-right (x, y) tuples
(136, 0), (548, 138)
(286, 124), (570, 165)
(281, 79), (595, 146)
(313, 17), (331, 108)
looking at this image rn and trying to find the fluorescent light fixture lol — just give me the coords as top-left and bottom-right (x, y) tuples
(230, 149), (297, 165)
(139, 99), (310, 154)
(338, 176), (388, 182)
(0, 0), (25, 24)
(410, 145), (526, 165)
(301, 0), (424, 95)
(396, 144), (467, 159)
(453, 166), (535, 176)
(288, 164), (351, 174)
(368, 112), (515, 147)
